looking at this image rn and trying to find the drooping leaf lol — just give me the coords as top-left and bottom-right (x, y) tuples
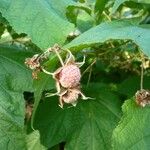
(0, 0), (75, 49)
(112, 98), (150, 149)
(65, 19), (150, 57)
(34, 83), (122, 150)
(26, 130), (47, 150)
(0, 45), (34, 149)
(112, 0), (150, 13)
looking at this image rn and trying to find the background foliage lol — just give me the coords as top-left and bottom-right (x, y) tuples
(0, 0), (150, 150)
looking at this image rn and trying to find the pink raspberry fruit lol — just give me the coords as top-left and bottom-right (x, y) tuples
(59, 64), (81, 88)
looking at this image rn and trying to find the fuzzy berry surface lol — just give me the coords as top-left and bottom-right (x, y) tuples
(59, 64), (81, 88)
(63, 90), (79, 104)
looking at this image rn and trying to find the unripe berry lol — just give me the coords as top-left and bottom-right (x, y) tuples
(59, 64), (81, 88)
(62, 90), (79, 104)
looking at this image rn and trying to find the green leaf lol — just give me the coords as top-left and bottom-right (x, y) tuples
(65, 19), (150, 57)
(0, 14), (5, 38)
(26, 130), (47, 150)
(76, 10), (95, 32)
(94, 0), (108, 24)
(34, 83), (122, 150)
(112, 98), (150, 149)
(118, 76), (150, 97)
(0, 0), (75, 49)
(0, 45), (34, 91)
(31, 56), (57, 129)
(112, 0), (150, 13)
(69, 3), (92, 15)
(67, 3), (92, 25)
(0, 45), (34, 149)
(49, 145), (59, 150)
(0, 81), (26, 150)
(31, 73), (55, 129)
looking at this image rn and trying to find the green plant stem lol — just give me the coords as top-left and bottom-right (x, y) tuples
(82, 58), (96, 77)
(140, 51), (145, 90)
(141, 62), (144, 90)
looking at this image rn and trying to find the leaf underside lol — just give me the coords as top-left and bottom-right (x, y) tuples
(66, 19), (150, 57)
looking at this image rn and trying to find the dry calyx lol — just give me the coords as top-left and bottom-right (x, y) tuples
(25, 47), (51, 79)
(135, 89), (150, 107)
(25, 44), (91, 108)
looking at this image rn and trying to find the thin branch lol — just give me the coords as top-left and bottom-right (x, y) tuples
(87, 66), (92, 87)
(103, 11), (111, 21)
(54, 49), (64, 66)
(82, 58), (96, 77)
(41, 67), (54, 76)
(141, 62), (144, 90)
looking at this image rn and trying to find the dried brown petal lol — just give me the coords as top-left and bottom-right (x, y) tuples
(135, 89), (150, 107)
(25, 54), (40, 70)
(32, 69), (41, 79)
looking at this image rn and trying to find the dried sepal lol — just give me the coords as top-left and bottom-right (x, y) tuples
(25, 44), (61, 79)
(135, 89), (150, 107)
(25, 54), (40, 70)
(32, 68), (41, 79)
(25, 54), (42, 79)
(59, 87), (91, 108)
